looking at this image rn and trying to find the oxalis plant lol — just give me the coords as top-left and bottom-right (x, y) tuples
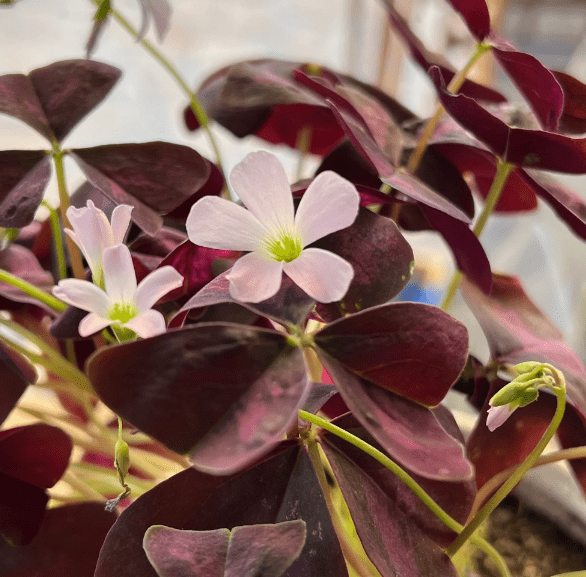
(2, 0), (586, 576)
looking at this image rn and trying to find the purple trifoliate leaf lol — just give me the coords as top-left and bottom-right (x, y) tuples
(431, 66), (586, 173)
(181, 270), (316, 327)
(88, 324), (310, 474)
(552, 70), (586, 135)
(321, 434), (458, 576)
(28, 60), (121, 142)
(95, 444), (349, 577)
(489, 36), (563, 132)
(315, 302), (469, 407)
(0, 151), (51, 228)
(0, 502), (117, 574)
(446, 0), (491, 40)
(0, 342), (35, 426)
(318, 359), (473, 480)
(313, 206), (414, 321)
(143, 521), (306, 577)
(71, 142), (210, 235)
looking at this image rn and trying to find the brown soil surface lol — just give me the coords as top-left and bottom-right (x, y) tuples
(474, 500), (586, 577)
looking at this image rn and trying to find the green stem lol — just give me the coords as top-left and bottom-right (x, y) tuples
(440, 159), (514, 311)
(298, 410), (510, 577)
(52, 148), (86, 280)
(42, 201), (67, 280)
(92, 0), (224, 174)
(445, 370), (566, 557)
(406, 41), (491, 174)
(0, 269), (66, 312)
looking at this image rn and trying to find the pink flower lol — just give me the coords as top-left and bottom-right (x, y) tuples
(186, 151), (359, 303)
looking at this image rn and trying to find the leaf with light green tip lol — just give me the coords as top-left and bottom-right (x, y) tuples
(143, 521), (306, 577)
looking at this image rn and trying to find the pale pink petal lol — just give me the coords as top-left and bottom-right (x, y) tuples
(295, 171), (360, 246)
(187, 196), (266, 251)
(79, 313), (113, 337)
(53, 279), (109, 315)
(486, 404), (516, 432)
(135, 266), (184, 312)
(283, 248), (354, 302)
(102, 244), (138, 303)
(226, 252), (283, 302)
(110, 204), (133, 244)
(229, 151), (295, 233)
(124, 309), (167, 338)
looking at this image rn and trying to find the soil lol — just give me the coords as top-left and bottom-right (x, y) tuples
(473, 498), (586, 577)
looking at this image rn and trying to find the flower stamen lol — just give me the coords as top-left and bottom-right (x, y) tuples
(264, 231), (303, 263)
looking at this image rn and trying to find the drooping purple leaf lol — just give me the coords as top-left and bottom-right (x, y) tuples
(446, 0), (491, 40)
(143, 521), (306, 577)
(314, 302), (469, 407)
(27, 59), (121, 143)
(431, 67), (586, 173)
(88, 324), (310, 474)
(328, 99), (471, 222)
(95, 443), (349, 577)
(420, 205), (492, 294)
(71, 142), (210, 235)
(318, 359), (473, 480)
(180, 270), (316, 327)
(300, 382), (339, 414)
(0, 502), (117, 574)
(0, 342), (35, 425)
(0, 151), (51, 228)
(0, 423), (72, 488)
(313, 206), (414, 321)
(490, 37), (564, 132)
(552, 70), (586, 135)
(137, 0), (172, 41)
(380, 0), (505, 103)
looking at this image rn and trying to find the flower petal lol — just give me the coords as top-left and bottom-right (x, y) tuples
(124, 309), (167, 338)
(283, 248), (354, 302)
(79, 313), (113, 337)
(229, 151), (295, 233)
(135, 266), (184, 312)
(102, 244), (138, 303)
(295, 171), (360, 246)
(187, 196), (266, 251)
(486, 404), (516, 432)
(110, 204), (133, 244)
(53, 279), (109, 315)
(226, 252), (283, 302)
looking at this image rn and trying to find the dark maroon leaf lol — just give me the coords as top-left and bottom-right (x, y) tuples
(420, 205), (492, 294)
(328, 100), (471, 222)
(554, 404), (586, 493)
(314, 206), (414, 321)
(318, 359), (473, 480)
(71, 142), (210, 235)
(446, 0), (490, 40)
(552, 70), (586, 135)
(143, 521), (306, 577)
(315, 302), (469, 407)
(0, 471), (48, 546)
(0, 74), (53, 141)
(519, 169), (586, 241)
(28, 60), (121, 143)
(490, 38), (563, 132)
(88, 324), (310, 474)
(180, 271), (316, 327)
(380, 0), (505, 103)
(300, 383), (339, 414)
(0, 151), (51, 228)
(431, 67), (586, 173)
(0, 502), (117, 574)
(321, 436), (458, 576)
(0, 423), (72, 488)
(0, 343), (35, 425)
(95, 443), (349, 577)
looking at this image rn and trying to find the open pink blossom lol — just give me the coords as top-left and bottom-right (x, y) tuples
(65, 200), (133, 288)
(53, 244), (183, 339)
(186, 151), (360, 303)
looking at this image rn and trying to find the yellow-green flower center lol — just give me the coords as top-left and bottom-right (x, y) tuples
(264, 232), (303, 262)
(108, 301), (138, 324)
